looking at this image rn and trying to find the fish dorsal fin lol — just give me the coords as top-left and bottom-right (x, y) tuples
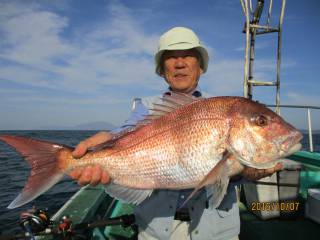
(129, 92), (201, 133)
(90, 93), (201, 151)
(147, 92), (201, 120)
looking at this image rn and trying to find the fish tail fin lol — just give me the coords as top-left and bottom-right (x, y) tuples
(0, 135), (73, 209)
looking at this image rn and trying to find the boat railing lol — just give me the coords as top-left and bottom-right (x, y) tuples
(266, 104), (320, 152)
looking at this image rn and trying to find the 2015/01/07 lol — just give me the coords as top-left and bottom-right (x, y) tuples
(250, 202), (300, 211)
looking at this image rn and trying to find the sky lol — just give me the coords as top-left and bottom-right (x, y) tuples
(0, 0), (319, 130)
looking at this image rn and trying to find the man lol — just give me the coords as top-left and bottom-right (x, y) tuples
(70, 27), (282, 239)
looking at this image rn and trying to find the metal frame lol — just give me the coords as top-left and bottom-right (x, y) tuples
(240, 1), (318, 152)
(240, 0), (286, 114)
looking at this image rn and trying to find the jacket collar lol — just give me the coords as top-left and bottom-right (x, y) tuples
(164, 87), (202, 98)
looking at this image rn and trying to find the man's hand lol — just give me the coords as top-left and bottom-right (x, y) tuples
(69, 131), (112, 186)
(241, 163), (283, 181)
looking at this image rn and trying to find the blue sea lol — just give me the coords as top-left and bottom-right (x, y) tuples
(0, 130), (319, 234)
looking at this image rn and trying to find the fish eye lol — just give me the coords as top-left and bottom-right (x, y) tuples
(255, 115), (268, 127)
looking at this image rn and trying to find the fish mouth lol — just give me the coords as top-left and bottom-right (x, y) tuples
(279, 131), (303, 156)
(235, 142), (302, 170)
(279, 143), (302, 158)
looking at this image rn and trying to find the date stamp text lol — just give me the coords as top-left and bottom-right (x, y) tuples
(250, 202), (300, 211)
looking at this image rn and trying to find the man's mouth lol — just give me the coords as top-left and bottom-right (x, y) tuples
(174, 73), (188, 78)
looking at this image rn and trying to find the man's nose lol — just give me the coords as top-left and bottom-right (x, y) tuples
(174, 57), (187, 68)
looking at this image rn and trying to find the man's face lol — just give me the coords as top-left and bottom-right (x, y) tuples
(161, 49), (203, 93)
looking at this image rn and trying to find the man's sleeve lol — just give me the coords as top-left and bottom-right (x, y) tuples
(110, 99), (149, 134)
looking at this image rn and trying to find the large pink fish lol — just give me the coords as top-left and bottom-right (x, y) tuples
(0, 94), (302, 209)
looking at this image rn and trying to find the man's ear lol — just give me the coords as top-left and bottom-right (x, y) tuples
(159, 63), (165, 77)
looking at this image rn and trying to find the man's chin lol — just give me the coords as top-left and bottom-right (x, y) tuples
(171, 87), (192, 93)
(170, 84), (195, 93)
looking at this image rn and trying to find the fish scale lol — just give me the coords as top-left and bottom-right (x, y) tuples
(0, 94), (302, 208)
(95, 111), (230, 189)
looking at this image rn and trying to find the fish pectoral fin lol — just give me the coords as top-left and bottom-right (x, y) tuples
(205, 177), (230, 209)
(104, 183), (153, 205)
(180, 150), (231, 209)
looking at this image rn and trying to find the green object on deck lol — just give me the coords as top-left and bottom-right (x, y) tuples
(289, 151), (320, 169)
(36, 185), (111, 240)
(52, 185), (109, 223)
(103, 201), (135, 239)
(289, 151), (320, 198)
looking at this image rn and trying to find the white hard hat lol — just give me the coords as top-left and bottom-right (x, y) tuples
(155, 27), (209, 76)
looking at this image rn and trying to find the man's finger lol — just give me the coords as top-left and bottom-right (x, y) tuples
(274, 163), (284, 171)
(72, 148), (86, 158)
(78, 166), (93, 186)
(72, 141), (88, 158)
(72, 132), (113, 159)
(101, 170), (110, 184)
(264, 163), (283, 176)
(90, 165), (102, 186)
(69, 168), (83, 180)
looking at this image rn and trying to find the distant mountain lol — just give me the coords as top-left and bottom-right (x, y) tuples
(41, 121), (117, 131)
